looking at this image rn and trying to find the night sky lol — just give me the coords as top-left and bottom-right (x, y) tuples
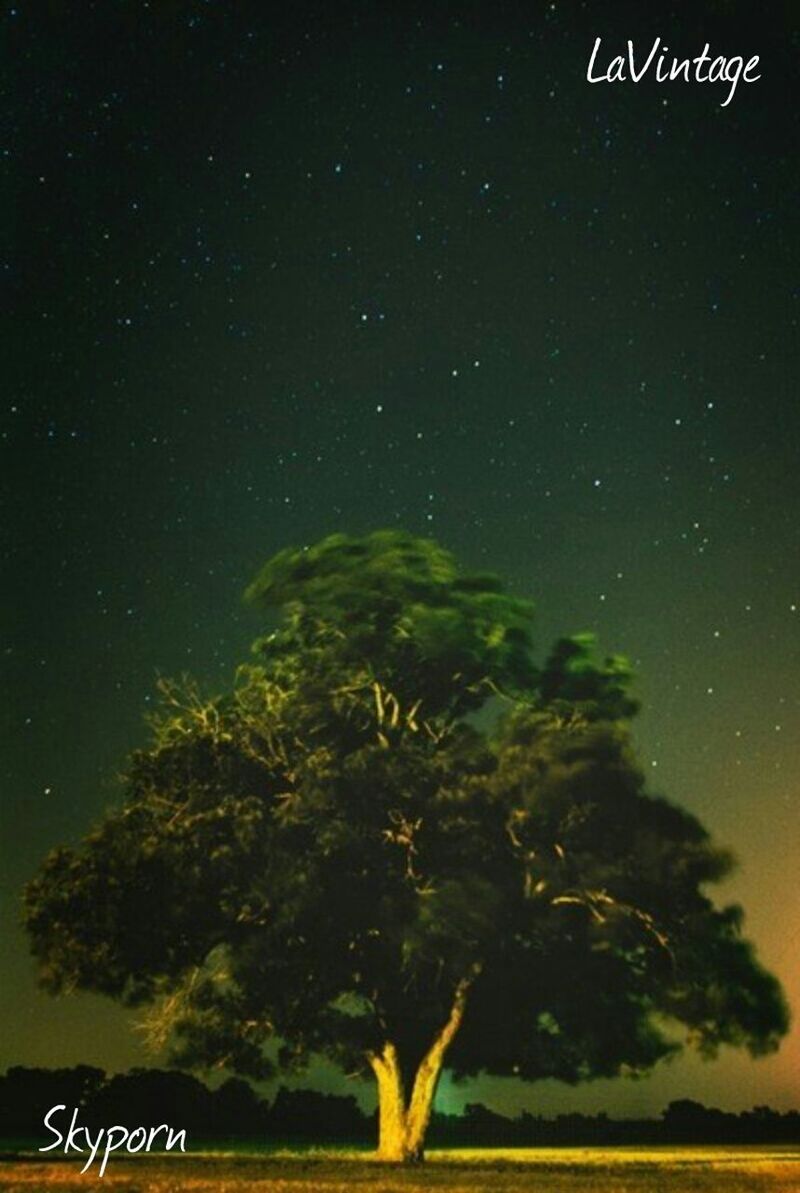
(3, 1), (799, 1119)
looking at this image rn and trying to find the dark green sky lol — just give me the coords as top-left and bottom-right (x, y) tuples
(2, 1), (798, 1118)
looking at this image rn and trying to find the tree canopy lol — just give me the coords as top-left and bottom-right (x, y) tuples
(24, 530), (789, 1162)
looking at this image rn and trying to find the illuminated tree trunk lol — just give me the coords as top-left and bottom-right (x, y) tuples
(370, 1043), (410, 1162)
(368, 970), (477, 1163)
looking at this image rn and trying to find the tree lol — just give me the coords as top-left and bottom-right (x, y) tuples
(24, 530), (788, 1163)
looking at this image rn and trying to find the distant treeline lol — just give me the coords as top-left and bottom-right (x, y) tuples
(2, 1066), (800, 1145)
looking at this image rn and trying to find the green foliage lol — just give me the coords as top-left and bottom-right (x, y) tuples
(245, 530), (537, 714)
(24, 530), (789, 1093)
(539, 634), (640, 720)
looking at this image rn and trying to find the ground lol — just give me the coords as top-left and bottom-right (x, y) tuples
(1, 1148), (800, 1192)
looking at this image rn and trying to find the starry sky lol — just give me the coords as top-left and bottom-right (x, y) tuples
(2, 1), (799, 1120)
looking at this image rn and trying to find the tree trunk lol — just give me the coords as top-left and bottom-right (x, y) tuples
(368, 968), (478, 1163)
(371, 1043), (409, 1162)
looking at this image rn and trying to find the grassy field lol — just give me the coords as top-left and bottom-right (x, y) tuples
(1, 1147), (800, 1192)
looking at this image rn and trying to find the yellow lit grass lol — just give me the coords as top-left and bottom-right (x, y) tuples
(1, 1147), (800, 1192)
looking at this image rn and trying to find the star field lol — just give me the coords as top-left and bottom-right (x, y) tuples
(2, 1), (799, 1118)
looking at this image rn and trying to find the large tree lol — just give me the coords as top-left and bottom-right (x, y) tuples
(24, 531), (788, 1162)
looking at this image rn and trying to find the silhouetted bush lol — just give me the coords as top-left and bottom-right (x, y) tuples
(2, 1065), (799, 1146)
